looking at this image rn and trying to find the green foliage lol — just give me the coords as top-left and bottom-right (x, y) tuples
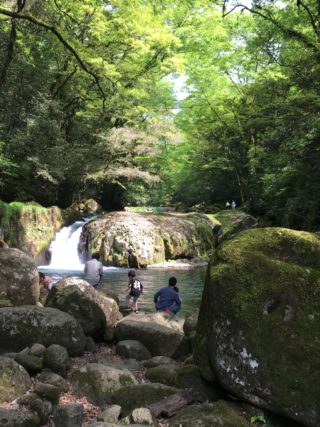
(0, 0), (320, 228)
(251, 415), (267, 424)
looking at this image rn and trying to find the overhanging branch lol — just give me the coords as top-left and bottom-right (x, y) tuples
(0, 6), (110, 106)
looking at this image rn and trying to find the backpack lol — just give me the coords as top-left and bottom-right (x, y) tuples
(129, 279), (143, 296)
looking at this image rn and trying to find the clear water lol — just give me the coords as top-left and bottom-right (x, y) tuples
(38, 266), (207, 317)
(39, 219), (207, 316)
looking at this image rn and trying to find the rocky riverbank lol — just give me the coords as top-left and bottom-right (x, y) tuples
(0, 217), (318, 426)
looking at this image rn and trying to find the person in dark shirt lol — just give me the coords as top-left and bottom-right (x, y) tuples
(126, 270), (143, 313)
(154, 276), (182, 314)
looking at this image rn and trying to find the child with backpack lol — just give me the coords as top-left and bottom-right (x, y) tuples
(126, 270), (143, 313)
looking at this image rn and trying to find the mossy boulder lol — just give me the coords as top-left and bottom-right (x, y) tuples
(0, 356), (31, 402)
(111, 383), (177, 416)
(145, 364), (223, 401)
(53, 403), (84, 427)
(45, 277), (121, 341)
(169, 400), (249, 427)
(78, 211), (215, 267)
(194, 227), (320, 427)
(70, 363), (138, 406)
(0, 306), (86, 356)
(43, 344), (70, 377)
(115, 313), (185, 357)
(0, 408), (40, 427)
(116, 340), (151, 361)
(206, 210), (257, 245)
(0, 201), (62, 264)
(62, 198), (102, 224)
(0, 248), (39, 306)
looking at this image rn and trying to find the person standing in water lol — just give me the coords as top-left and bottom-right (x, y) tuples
(126, 270), (143, 313)
(84, 252), (103, 288)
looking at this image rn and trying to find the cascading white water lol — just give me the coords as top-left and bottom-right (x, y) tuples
(49, 221), (85, 270)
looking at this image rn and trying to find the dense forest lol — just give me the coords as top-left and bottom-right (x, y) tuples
(0, 0), (320, 229)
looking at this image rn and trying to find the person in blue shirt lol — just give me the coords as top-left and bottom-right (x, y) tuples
(154, 276), (182, 314)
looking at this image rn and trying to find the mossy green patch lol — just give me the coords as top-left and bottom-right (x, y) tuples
(0, 200), (62, 256)
(195, 227), (320, 425)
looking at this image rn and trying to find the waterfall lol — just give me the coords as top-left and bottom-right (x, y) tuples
(49, 220), (85, 270)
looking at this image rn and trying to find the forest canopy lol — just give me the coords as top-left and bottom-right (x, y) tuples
(0, 0), (320, 229)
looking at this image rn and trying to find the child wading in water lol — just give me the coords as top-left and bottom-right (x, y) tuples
(126, 270), (143, 313)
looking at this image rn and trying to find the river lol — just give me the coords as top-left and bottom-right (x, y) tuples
(38, 266), (207, 317)
(39, 220), (207, 316)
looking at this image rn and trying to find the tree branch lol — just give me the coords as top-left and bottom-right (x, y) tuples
(0, 7), (111, 107)
(223, 3), (319, 51)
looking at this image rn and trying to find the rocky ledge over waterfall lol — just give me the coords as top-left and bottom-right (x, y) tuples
(78, 211), (216, 267)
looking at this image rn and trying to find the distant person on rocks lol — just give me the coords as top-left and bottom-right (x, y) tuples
(225, 201), (230, 209)
(231, 200), (236, 209)
(126, 270), (143, 313)
(154, 276), (182, 314)
(84, 252), (103, 288)
(39, 272), (53, 290)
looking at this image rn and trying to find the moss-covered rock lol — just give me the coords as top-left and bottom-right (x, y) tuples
(170, 400), (249, 427)
(115, 313), (185, 358)
(116, 340), (151, 361)
(194, 227), (320, 427)
(78, 212), (215, 267)
(53, 403), (84, 427)
(206, 210), (257, 245)
(62, 198), (102, 224)
(0, 306), (86, 356)
(0, 408), (40, 427)
(70, 363), (138, 406)
(145, 364), (224, 401)
(0, 356), (31, 402)
(0, 201), (63, 264)
(34, 382), (61, 404)
(14, 352), (43, 374)
(111, 383), (177, 416)
(43, 344), (70, 377)
(45, 277), (121, 341)
(0, 248), (39, 306)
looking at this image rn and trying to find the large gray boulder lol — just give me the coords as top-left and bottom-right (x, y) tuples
(70, 363), (138, 405)
(78, 212), (215, 267)
(0, 248), (39, 305)
(194, 227), (320, 427)
(0, 356), (31, 402)
(0, 306), (86, 356)
(45, 277), (121, 341)
(115, 313), (187, 357)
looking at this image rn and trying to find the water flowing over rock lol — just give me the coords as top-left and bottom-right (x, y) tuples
(78, 212), (215, 267)
(0, 248), (39, 305)
(0, 306), (86, 356)
(194, 227), (320, 427)
(45, 277), (122, 341)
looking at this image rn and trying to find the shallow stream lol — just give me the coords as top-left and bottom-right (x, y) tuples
(39, 266), (207, 317)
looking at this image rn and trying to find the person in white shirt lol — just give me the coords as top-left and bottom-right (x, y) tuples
(84, 252), (103, 288)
